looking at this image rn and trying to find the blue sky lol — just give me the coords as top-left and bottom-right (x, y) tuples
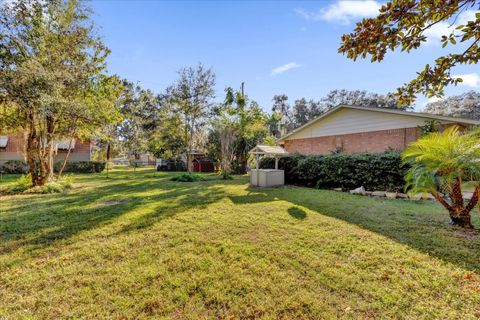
(90, 0), (480, 111)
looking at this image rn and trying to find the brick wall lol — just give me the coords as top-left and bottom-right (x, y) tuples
(54, 140), (91, 162)
(283, 127), (422, 155)
(0, 133), (25, 162)
(0, 134), (91, 163)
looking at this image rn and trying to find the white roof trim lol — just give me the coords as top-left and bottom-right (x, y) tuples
(277, 104), (480, 142)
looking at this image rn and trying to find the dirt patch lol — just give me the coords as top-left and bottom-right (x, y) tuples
(454, 229), (480, 239)
(103, 199), (129, 206)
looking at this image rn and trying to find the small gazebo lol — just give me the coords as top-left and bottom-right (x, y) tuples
(249, 145), (289, 187)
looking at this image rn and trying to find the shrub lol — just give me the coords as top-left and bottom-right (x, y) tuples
(29, 176), (73, 194)
(0, 160), (28, 174)
(0, 161), (104, 175)
(8, 174), (33, 193)
(4, 175), (73, 195)
(157, 160), (186, 172)
(170, 173), (206, 182)
(53, 161), (105, 173)
(259, 153), (306, 184)
(403, 126), (480, 228)
(260, 152), (407, 191)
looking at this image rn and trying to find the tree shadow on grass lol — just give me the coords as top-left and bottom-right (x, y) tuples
(288, 206), (307, 220)
(229, 186), (480, 272)
(4, 173), (480, 272)
(0, 172), (228, 263)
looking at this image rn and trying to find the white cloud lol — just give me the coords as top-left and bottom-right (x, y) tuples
(421, 96), (442, 108)
(453, 73), (480, 87)
(295, 1), (381, 25)
(295, 8), (317, 21)
(423, 21), (452, 42)
(458, 10), (478, 25)
(424, 10), (479, 45)
(427, 96), (443, 103)
(271, 62), (302, 76)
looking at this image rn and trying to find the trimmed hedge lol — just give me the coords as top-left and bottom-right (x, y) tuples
(0, 160), (105, 174)
(54, 161), (106, 173)
(0, 160), (29, 174)
(260, 152), (408, 191)
(259, 153), (305, 184)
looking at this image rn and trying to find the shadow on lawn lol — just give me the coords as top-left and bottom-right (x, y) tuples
(3, 173), (480, 272)
(0, 172), (228, 260)
(230, 186), (480, 272)
(288, 206), (307, 220)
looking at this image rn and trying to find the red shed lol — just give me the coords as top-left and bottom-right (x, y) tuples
(192, 158), (214, 173)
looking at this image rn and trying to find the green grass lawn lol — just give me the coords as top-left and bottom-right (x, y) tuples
(1, 167), (479, 319)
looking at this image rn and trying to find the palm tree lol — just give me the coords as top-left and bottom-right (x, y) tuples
(402, 126), (480, 228)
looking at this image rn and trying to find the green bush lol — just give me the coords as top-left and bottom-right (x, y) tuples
(260, 152), (407, 191)
(1, 160), (105, 174)
(170, 173), (206, 182)
(53, 161), (105, 173)
(29, 176), (73, 194)
(0, 160), (28, 174)
(8, 174), (33, 193)
(259, 153), (306, 184)
(4, 175), (73, 195)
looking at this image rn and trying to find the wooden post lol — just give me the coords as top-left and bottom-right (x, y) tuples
(256, 154), (259, 187)
(275, 157), (279, 170)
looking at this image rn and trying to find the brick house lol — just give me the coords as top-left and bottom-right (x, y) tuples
(0, 132), (92, 165)
(277, 105), (480, 155)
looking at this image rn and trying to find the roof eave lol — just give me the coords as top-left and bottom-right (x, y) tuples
(277, 104), (480, 142)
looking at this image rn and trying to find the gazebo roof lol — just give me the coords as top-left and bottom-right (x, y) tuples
(249, 145), (288, 156)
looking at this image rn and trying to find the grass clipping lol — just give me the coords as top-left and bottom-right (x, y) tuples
(4, 174), (73, 195)
(170, 173), (206, 182)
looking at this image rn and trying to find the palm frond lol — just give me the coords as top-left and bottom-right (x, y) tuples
(402, 126), (480, 192)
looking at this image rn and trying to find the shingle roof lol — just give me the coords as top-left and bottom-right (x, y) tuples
(249, 145), (288, 155)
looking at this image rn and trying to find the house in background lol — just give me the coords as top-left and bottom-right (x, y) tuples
(0, 132), (92, 165)
(277, 105), (480, 155)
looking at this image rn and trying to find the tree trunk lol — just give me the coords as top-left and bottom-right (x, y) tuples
(464, 185), (480, 214)
(26, 126), (38, 184)
(450, 213), (474, 228)
(58, 138), (74, 177)
(106, 143), (111, 178)
(26, 124), (51, 186)
(24, 110), (40, 184)
(237, 151), (246, 174)
(450, 177), (464, 209)
(432, 185), (478, 229)
(451, 185), (480, 228)
(106, 143), (111, 161)
(36, 142), (53, 186)
(187, 152), (192, 173)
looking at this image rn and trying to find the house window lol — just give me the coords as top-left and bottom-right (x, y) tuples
(55, 139), (76, 152)
(0, 136), (8, 151)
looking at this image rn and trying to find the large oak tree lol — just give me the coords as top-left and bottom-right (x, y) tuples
(0, 0), (121, 185)
(339, 0), (480, 105)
